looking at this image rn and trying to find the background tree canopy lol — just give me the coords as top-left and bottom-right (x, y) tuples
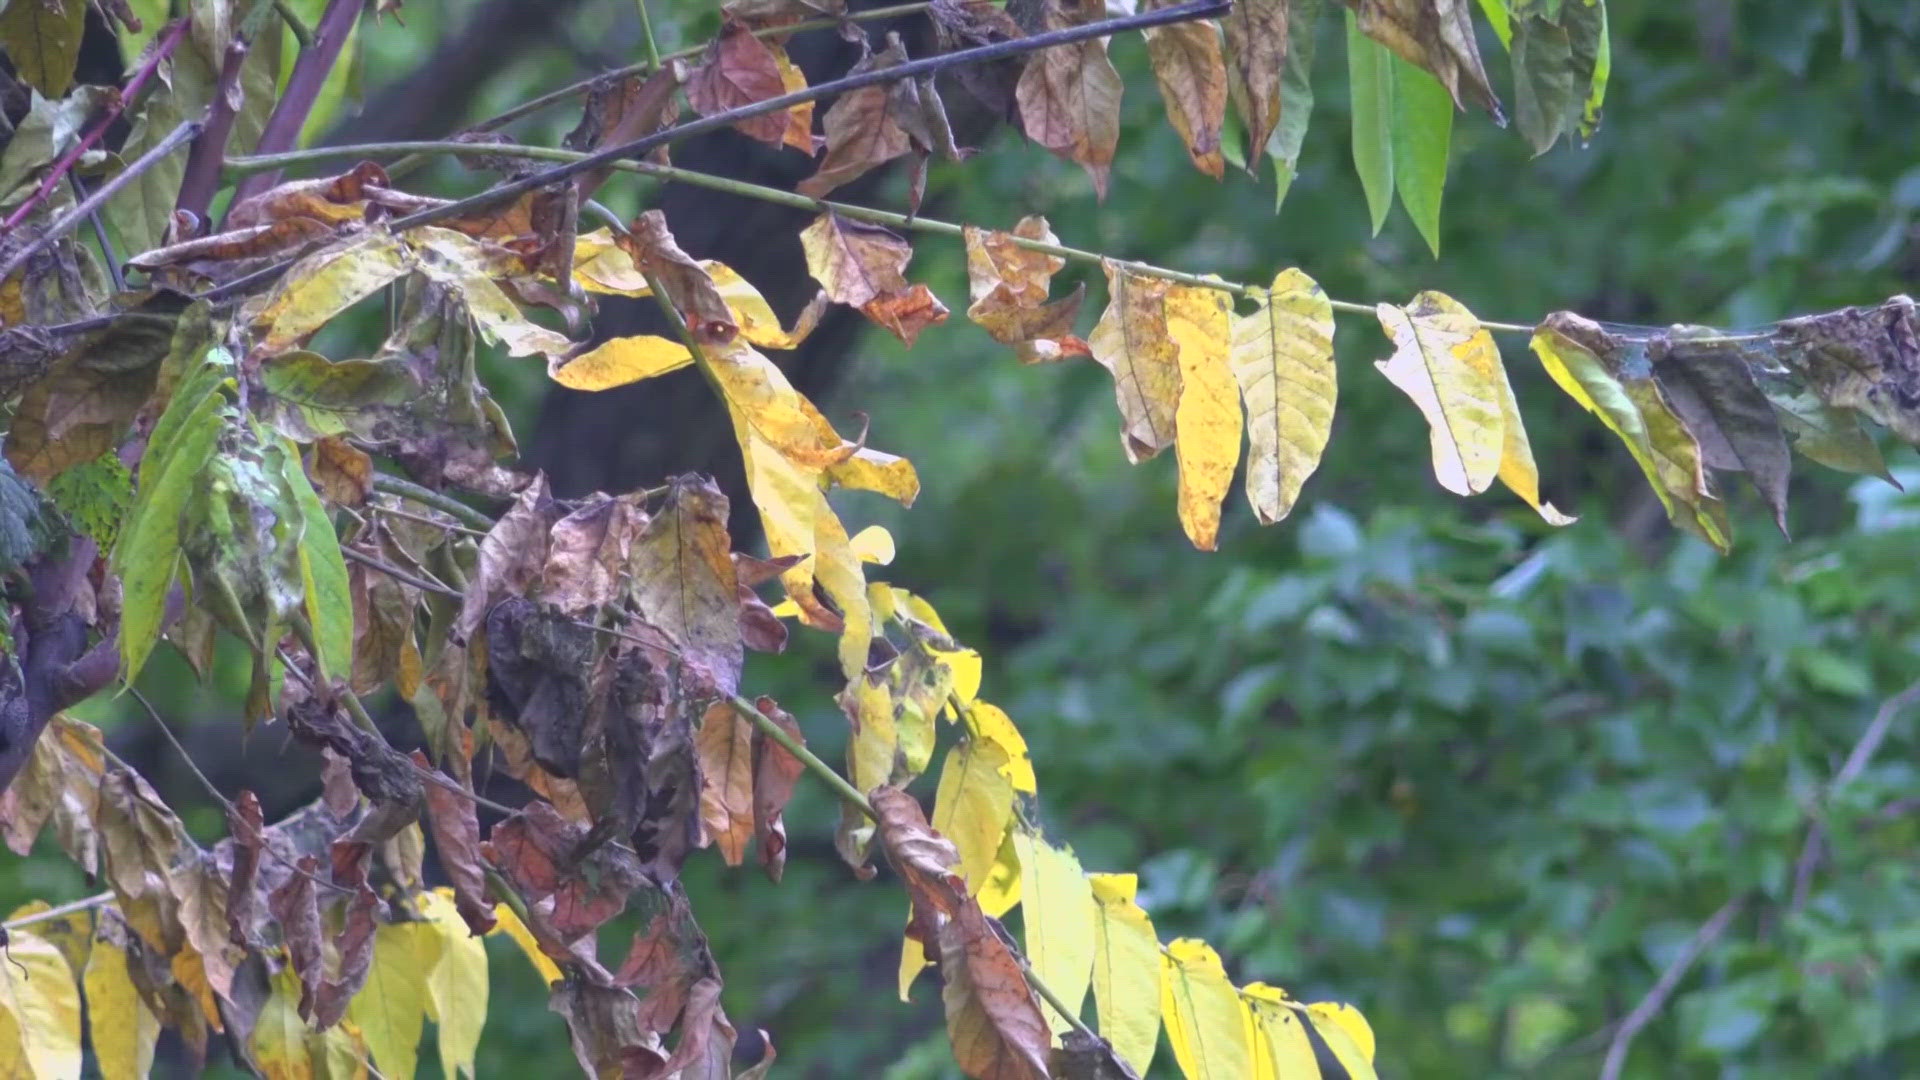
(2, 1), (1919, 1078)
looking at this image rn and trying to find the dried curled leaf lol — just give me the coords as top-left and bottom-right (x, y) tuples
(799, 212), (949, 346)
(1144, 0), (1229, 179)
(1016, 6), (1123, 198)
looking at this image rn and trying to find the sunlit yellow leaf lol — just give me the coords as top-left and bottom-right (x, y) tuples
(828, 447), (921, 506)
(1161, 938), (1253, 1080)
(942, 648), (983, 711)
(709, 261), (826, 350)
(978, 826), (1023, 919)
(709, 337), (849, 467)
(0, 927), (82, 1079)
(487, 902), (561, 985)
(965, 701), (1037, 794)
(1232, 269), (1336, 525)
(1492, 360), (1576, 525)
(347, 921), (437, 1080)
(253, 229), (411, 351)
(1088, 873), (1162, 1076)
(572, 229), (653, 295)
(410, 227), (575, 360)
(849, 524), (896, 565)
(1167, 284), (1240, 550)
(814, 499), (874, 684)
(1242, 983), (1320, 1080)
(547, 334), (693, 390)
(1306, 1002), (1379, 1079)
(83, 923), (160, 1080)
(1374, 292), (1505, 496)
(1013, 831), (1097, 1041)
(933, 737), (1017, 893)
(253, 963), (372, 1080)
(1089, 262), (1182, 463)
(899, 910), (933, 1002)
(417, 890), (488, 1080)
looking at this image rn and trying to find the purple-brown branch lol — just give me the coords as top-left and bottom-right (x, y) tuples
(0, 19), (191, 238)
(226, 0), (365, 211)
(176, 40), (256, 222)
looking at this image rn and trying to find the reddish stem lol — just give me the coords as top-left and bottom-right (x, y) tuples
(0, 19), (191, 238)
(175, 40), (254, 222)
(226, 0), (363, 211)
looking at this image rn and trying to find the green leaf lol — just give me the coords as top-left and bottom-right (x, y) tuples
(1478, 0), (1513, 47)
(0, 457), (60, 575)
(114, 391), (226, 684)
(0, 0), (88, 96)
(275, 438), (354, 683)
(1512, 13), (1576, 155)
(105, 87), (191, 257)
(1758, 380), (1892, 483)
(1345, 13), (1395, 236)
(1391, 57), (1453, 256)
(1566, 0), (1609, 140)
(1267, 0), (1324, 212)
(0, 87), (108, 208)
(47, 452), (133, 553)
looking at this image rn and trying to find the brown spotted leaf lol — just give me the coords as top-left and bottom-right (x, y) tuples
(628, 477), (744, 694)
(695, 701), (755, 865)
(1223, 0), (1290, 162)
(544, 491), (649, 616)
(1016, 2), (1123, 198)
(800, 212), (950, 345)
(1088, 262), (1181, 463)
(940, 900), (1053, 1080)
(1143, 0), (1229, 179)
(484, 801), (649, 942)
(963, 217), (1090, 364)
(797, 36), (913, 198)
(749, 697), (806, 883)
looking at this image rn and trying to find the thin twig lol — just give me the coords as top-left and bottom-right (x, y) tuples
(274, 0), (314, 47)
(340, 544), (462, 599)
(0, 19), (190, 237)
(1, 892), (115, 931)
(69, 175), (125, 292)
(1599, 895), (1746, 1080)
(0, 120), (203, 284)
(370, 473), (500, 532)
(228, 0), (363, 209)
(634, 0), (663, 70)
(1788, 678), (1920, 911)
(369, 501), (489, 537)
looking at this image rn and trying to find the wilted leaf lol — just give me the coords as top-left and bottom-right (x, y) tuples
(750, 696), (805, 882)
(1016, 3), (1123, 198)
(411, 228), (577, 359)
(1232, 268), (1335, 525)
(629, 477), (744, 694)
(313, 879), (378, 1028)
(872, 784), (968, 922)
(687, 17), (804, 147)
(620, 211), (740, 345)
(940, 900), (1052, 1080)
(0, 925), (83, 1077)
(1374, 291), (1504, 496)
(696, 701), (755, 865)
(96, 769), (185, 957)
(566, 62), (687, 197)
(1344, 0), (1505, 121)
(457, 475), (557, 641)
(1567, 0), (1610, 141)
(963, 217), (1089, 363)
(414, 751), (497, 936)
(797, 36), (912, 198)
(1773, 295), (1920, 450)
(1511, 11), (1575, 155)
(485, 800), (649, 941)
(1089, 263), (1181, 463)
(543, 491), (649, 616)
(1088, 874), (1160, 1076)
(1649, 326), (1791, 531)
(1761, 381), (1891, 482)
(1144, 0), (1229, 178)
(1160, 938), (1253, 1080)
(1051, 1029), (1145, 1080)
(1167, 285), (1239, 550)
(799, 212), (949, 345)
(1223, 0), (1289, 161)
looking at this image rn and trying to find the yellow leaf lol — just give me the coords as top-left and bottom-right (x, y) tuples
(932, 737), (1017, 893)
(943, 648), (983, 710)
(965, 701), (1037, 794)
(487, 903), (562, 985)
(253, 229), (411, 351)
(840, 674), (898, 797)
(1088, 873), (1162, 1076)
(0, 927), (82, 1079)
(710, 338), (849, 467)
(1373, 292), (1505, 496)
(1242, 983), (1320, 1080)
(1161, 938), (1253, 1080)
(410, 227), (575, 360)
(417, 891), (488, 1080)
(1167, 284), (1240, 550)
(708, 261), (826, 350)
(1089, 262), (1181, 463)
(1013, 831), (1097, 1041)
(1306, 1002), (1379, 1079)
(849, 524), (896, 565)
(977, 827), (1023, 918)
(572, 229), (653, 295)
(1492, 360), (1576, 525)
(253, 963), (371, 1080)
(813, 498), (875, 684)
(82, 922), (161, 1080)
(346, 922), (436, 1080)
(547, 334), (692, 390)
(1232, 269), (1337, 525)
(898, 913), (932, 1003)
(828, 447), (921, 506)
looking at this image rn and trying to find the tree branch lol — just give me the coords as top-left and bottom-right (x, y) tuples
(0, 120), (202, 284)
(227, 0), (363, 208)
(1599, 895), (1746, 1080)
(1788, 677), (1920, 911)
(175, 39), (255, 222)
(0, 18), (190, 236)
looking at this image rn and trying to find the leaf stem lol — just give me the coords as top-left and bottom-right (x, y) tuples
(727, 693), (874, 818)
(634, 0), (663, 70)
(274, 0), (314, 48)
(370, 473), (500, 532)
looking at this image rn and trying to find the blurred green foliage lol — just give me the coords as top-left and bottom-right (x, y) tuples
(9, 1), (1920, 1077)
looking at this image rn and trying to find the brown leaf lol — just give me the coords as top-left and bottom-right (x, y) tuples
(224, 162), (390, 229)
(1015, 3), (1123, 198)
(456, 473), (559, 641)
(96, 768), (185, 957)
(800, 212), (950, 344)
(1144, 0), (1229, 179)
(930, 0), (1028, 115)
(1344, 0), (1505, 121)
(628, 477), (745, 693)
(861, 283), (952, 347)
(225, 791), (267, 950)
(619, 211), (739, 346)
(310, 436), (374, 506)
(687, 18), (799, 147)
(1, 714), (105, 870)
(543, 491), (649, 616)
(567, 62), (689, 200)
(486, 713), (591, 821)
(1774, 295), (1920, 447)
(593, 649), (704, 882)
(611, 886), (714, 1036)
(963, 217), (1091, 363)
(484, 598), (599, 778)
(169, 850), (244, 1009)
(871, 784), (968, 924)
(268, 855), (324, 1018)
(283, 691), (426, 832)
(484, 800), (649, 942)
(1050, 1030), (1144, 1080)
(1087, 262), (1181, 462)
(695, 701), (755, 865)
(1222, 0), (1289, 162)
(312, 881), (378, 1028)
(412, 750), (497, 935)
(749, 697), (805, 883)
(722, 0), (847, 34)
(127, 217), (335, 280)
(348, 539), (424, 698)
(550, 979), (653, 1078)
(797, 35), (913, 199)
(940, 900), (1053, 1080)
